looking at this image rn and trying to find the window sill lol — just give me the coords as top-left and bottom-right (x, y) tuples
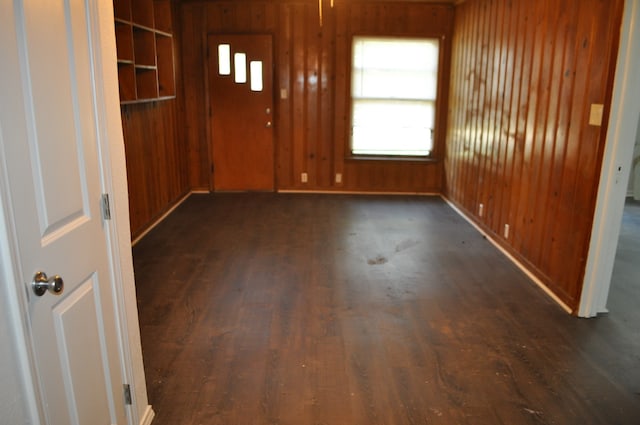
(346, 155), (440, 163)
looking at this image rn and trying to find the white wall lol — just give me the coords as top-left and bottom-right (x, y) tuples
(629, 118), (640, 199)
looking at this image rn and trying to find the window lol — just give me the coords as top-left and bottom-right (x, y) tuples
(351, 37), (440, 157)
(234, 53), (247, 84)
(218, 44), (231, 75)
(217, 45), (264, 92)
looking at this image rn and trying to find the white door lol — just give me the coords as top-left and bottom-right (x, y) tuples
(0, 0), (126, 424)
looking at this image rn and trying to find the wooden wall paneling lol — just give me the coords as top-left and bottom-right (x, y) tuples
(511, 0), (541, 258)
(477, 0), (493, 228)
(234, 2), (252, 29)
(465, 0), (481, 216)
(546, 2), (602, 301)
(568, 0), (623, 300)
(500, 0), (522, 243)
(118, 1), (189, 238)
(462, 0), (478, 213)
(332, 3), (347, 189)
(530, 1), (569, 271)
(291, 3), (308, 188)
(524, 2), (558, 264)
(439, 30), (453, 155)
(317, 4), (335, 188)
(122, 100), (187, 238)
(305, 3), (320, 187)
(180, 1), (453, 194)
(486, 0), (499, 228)
(538, 4), (577, 276)
(505, 0), (533, 256)
(276, 3), (293, 188)
(452, 3), (469, 202)
(488, 0), (503, 231)
(445, 0), (624, 310)
(180, 4), (209, 190)
(122, 109), (148, 233)
(491, 0), (511, 235)
(463, 0), (478, 210)
(489, 0), (506, 234)
(448, 3), (469, 204)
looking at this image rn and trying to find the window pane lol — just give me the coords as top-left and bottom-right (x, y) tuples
(234, 53), (247, 83)
(352, 100), (435, 156)
(250, 61), (263, 92)
(218, 44), (231, 75)
(352, 69), (438, 100)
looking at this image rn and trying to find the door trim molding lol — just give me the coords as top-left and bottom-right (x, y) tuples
(89, 0), (154, 423)
(580, 0), (640, 317)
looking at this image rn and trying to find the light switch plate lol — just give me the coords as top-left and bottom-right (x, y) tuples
(589, 104), (604, 126)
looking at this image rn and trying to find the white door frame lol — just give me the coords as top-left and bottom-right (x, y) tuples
(0, 0), (152, 423)
(580, 0), (640, 317)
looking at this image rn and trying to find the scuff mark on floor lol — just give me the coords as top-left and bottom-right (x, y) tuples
(367, 255), (388, 265)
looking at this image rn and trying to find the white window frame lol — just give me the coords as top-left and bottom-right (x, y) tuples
(349, 36), (441, 158)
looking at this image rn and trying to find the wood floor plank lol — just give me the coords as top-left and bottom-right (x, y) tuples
(133, 193), (640, 425)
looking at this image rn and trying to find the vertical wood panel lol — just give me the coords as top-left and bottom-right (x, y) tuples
(182, 4), (208, 190)
(122, 1), (189, 238)
(122, 100), (189, 238)
(445, 0), (623, 311)
(291, 3), (307, 187)
(277, 4), (293, 187)
(180, 0), (453, 193)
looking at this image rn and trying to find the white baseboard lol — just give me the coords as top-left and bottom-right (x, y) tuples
(441, 195), (573, 314)
(278, 189), (440, 196)
(131, 191), (195, 246)
(139, 405), (155, 425)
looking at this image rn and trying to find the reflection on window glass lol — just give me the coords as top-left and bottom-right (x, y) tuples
(234, 53), (247, 84)
(218, 44), (230, 75)
(250, 61), (263, 92)
(351, 37), (439, 156)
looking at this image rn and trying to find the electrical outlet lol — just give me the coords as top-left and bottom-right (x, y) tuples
(504, 224), (510, 239)
(301, 172), (308, 183)
(335, 173), (342, 184)
(479, 203), (484, 217)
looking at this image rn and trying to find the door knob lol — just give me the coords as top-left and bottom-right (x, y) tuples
(32, 271), (64, 296)
(266, 121), (272, 128)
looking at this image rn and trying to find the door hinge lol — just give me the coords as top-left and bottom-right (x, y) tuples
(124, 384), (132, 405)
(101, 193), (111, 220)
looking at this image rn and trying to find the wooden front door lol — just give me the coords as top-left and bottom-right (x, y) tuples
(208, 34), (274, 191)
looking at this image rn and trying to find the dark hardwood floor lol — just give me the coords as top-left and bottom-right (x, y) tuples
(133, 193), (640, 425)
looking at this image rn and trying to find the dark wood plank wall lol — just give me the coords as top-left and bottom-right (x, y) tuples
(122, 101), (189, 238)
(179, 0), (454, 193)
(445, 0), (623, 311)
(122, 0), (190, 238)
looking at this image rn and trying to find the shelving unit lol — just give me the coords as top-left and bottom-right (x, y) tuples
(113, 0), (176, 104)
